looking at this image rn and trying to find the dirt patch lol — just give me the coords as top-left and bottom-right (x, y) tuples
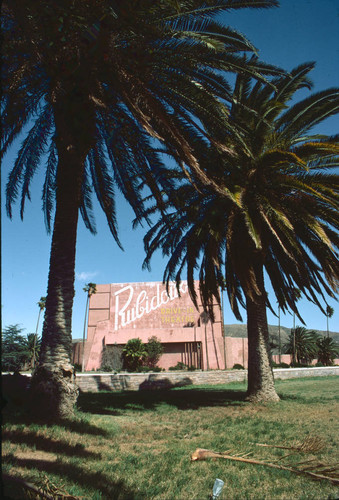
(13, 449), (58, 462)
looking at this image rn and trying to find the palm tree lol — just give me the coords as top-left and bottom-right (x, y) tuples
(291, 287), (301, 365)
(284, 326), (319, 365)
(26, 333), (42, 370)
(32, 296), (46, 369)
(277, 303), (281, 364)
(82, 283), (96, 372)
(325, 305), (334, 338)
(316, 336), (339, 366)
(2, 0), (281, 418)
(143, 63), (339, 402)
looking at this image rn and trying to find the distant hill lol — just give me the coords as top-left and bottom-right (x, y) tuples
(224, 324), (339, 345)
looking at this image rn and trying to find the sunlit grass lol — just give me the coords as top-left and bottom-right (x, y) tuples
(2, 376), (339, 499)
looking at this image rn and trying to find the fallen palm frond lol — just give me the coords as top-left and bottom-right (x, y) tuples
(3, 473), (54, 500)
(2, 473), (85, 500)
(191, 448), (339, 485)
(254, 436), (325, 453)
(40, 474), (85, 499)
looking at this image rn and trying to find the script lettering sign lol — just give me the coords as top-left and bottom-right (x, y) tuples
(114, 282), (189, 330)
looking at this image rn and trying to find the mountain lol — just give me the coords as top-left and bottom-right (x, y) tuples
(224, 324), (339, 345)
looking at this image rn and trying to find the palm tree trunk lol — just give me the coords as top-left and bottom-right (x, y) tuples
(246, 261), (279, 402)
(30, 91), (94, 419)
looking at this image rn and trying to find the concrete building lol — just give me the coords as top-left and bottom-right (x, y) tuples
(81, 281), (233, 371)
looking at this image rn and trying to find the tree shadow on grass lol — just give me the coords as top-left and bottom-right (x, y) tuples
(2, 428), (101, 459)
(2, 455), (142, 499)
(2, 399), (109, 436)
(77, 387), (248, 416)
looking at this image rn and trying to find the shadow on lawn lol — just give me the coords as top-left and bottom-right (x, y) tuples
(77, 387), (248, 415)
(2, 455), (141, 500)
(2, 428), (101, 459)
(2, 400), (109, 437)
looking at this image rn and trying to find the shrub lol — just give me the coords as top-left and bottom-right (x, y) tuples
(122, 338), (147, 372)
(232, 363), (244, 370)
(145, 336), (164, 369)
(100, 344), (123, 372)
(169, 362), (187, 371)
(278, 362), (290, 369)
(137, 365), (152, 373)
(271, 361), (290, 369)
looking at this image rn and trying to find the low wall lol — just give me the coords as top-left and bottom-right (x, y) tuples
(75, 366), (339, 392)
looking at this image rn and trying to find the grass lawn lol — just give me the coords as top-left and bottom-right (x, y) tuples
(2, 376), (339, 499)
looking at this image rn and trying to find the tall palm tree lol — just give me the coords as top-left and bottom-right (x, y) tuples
(26, 333), (42, 370)
(32, 296), (46, 369)
(143, 63), (339, 402)
(2, 0), (281, 418)
(82, 283), (96, 372)
(291, 287), (301, 365)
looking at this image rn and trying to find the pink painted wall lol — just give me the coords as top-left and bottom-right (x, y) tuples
(84, 281), (224, 371)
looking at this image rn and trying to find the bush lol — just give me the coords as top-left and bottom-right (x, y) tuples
(290, 362), (310, 368)
(73, 363), (82, 373)
(278, 362), (290, 369)
(232, 363), (244, 370)
(122, 338), (147, 372)
(100, 344), (124, 372)
(145, 336), (164, 369)
(271, 361), (290, 369)
(169, 362), (187, 371)
(187, 365), (197, 371)
(137, 365), (152, 373)
(315, 361), (324, 367)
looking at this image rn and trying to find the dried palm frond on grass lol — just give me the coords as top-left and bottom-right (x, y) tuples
(191, 441), (339, 485)
(254, 436), (325, 453)
(3, 472), (85, 500)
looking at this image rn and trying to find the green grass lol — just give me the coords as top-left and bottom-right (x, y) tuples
(2, 377), (339, 499)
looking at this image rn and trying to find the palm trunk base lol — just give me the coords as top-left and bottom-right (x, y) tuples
(246, 386), (280, 403)
(30, 364), (79, 419)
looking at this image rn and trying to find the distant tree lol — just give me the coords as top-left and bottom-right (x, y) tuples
(32, 296), (46, 369)
(26, 333), (42, 370)
(36, 297), (47, 333)
(291, 288), (302, 364)
(284, 327), (319, 365)
(325, 305), (334, 338)
(316, 337), (339, 366)
(2, 325), (29, 372)
(145, 336), (164, 369)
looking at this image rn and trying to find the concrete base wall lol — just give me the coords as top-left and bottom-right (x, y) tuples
(75, 366), (339, 392)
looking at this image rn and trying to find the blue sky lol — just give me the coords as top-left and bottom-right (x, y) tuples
(2, 0), (339, 339)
